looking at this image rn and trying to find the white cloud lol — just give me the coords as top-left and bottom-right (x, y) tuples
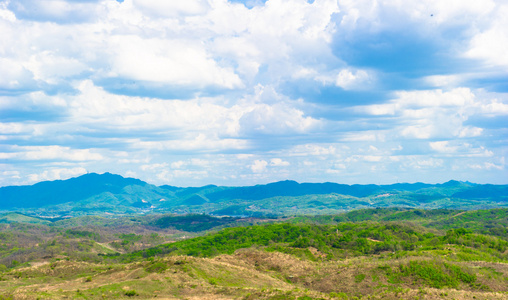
(394, 88), (475, 108)
(1, 146), (103, 162)
(270, 158), (290, 166)
(108, 35), (242, 89)
(26, 52), (88, 83)
(478, 99), (508, 115)
(406, 158), (444, 169)
(239, 102), (320, 135)
(423, 74), (463, 88)
(0, 123), (30, 134)
(400, 125), (433, 139)
(170, 161), (185, 169)
(173, 169), (208, 179)
(136, 134), (248, 152)
(141, 163), (169, 171)
(0, 58), (35, 90)
(27, 167), (87, 184)
(458, 127), (483, 138)
(251, 159), (268, 173)
(0, 170), (20, 182)
(355, 88), (507, 141)
(67, 81), (320, 141)
(308, 67), (375, 91)
(288, 144), (337, 157)
(7, 0), (100, 23)
(429, 141), (457, 153)
(337, 0), (496, 31)
(469, 162), (503, 170)
(465, 4), (508, 68)
(0, 0), (507, 186)
(335, 68), (373, 90)
(362, 155), (382, 162)
(132, 0), (210, 18)
(341, 132), (382, 142)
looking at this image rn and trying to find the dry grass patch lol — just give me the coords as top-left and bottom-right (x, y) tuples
(1, 249), (508, 299)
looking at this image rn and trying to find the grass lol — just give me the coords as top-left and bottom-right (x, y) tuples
(1, 208), (508, 299)
(0, 250), (507, 299)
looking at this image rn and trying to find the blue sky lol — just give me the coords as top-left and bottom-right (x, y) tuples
(0, 0), (507, 187)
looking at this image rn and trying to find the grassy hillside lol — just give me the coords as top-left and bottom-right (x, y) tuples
(2, 249), (507, 299)
(1, 208), (508, 299)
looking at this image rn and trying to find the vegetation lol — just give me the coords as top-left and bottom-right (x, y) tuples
(151, 213), (241, 232)
(0, 207), (507, 299)
(122, 222), (508, 263)
(2, 175), (508, 298)
(290, 207), (508, 240)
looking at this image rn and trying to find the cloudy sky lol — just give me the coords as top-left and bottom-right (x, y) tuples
(0, 0), (507, 187)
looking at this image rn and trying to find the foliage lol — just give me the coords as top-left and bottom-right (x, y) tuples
(1, 207), (508, 299)
(124, 221), (508, 262)
(291, 208), (508, 241)
(395, 260), (476, 288)
(151, 214), (240, 232)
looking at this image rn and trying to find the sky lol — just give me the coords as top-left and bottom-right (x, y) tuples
(0, 0), (507, 187)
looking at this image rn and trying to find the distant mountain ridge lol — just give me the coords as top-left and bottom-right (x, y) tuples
(205, 180), (448, 201)
(0, 173), (506, 217)
(0, 173), (148, 209)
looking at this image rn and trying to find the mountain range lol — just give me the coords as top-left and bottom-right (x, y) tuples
(1, 173), (507, 218)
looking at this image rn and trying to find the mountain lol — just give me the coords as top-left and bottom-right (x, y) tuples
(0, 173), (507, 217)
(0, 173), (175, 213)
(205, 180), (443, 201)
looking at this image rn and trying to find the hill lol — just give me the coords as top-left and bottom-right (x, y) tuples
(1, 173), (507, 218)
(0, 208), (508, 299)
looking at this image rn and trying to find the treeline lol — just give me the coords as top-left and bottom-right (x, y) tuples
(151, 214), (240, 232)
(290, 208), (508, 240)
(124, 222), (508, 262)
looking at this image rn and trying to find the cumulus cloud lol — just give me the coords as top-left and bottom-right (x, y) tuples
(0, 146), (103, 161)
(107, 36), (243, 89)
(270, 158), (290, 166)
(27, 167), (88, 184)
(7, 0), (100, 23)
(132, 0), (210, 18)
(429, 141), (458, 153)
(250, 159), (268, 173)
(0, 0), (506, 186)
(334, 69), (373, 90)
(465, 4), (508, 68)
(239, 102), (320, 135)
(0, 58), (37, 92)
(354, 88), (507, 141)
